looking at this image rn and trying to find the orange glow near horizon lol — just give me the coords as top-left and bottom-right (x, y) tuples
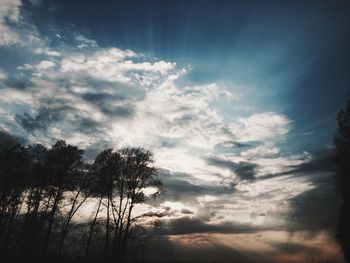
(148, 231), (344, 263)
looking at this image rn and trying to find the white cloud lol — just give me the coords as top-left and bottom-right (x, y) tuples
(0, 88), (35, 105)
(240, 143), (280, 158)
(1, 39), (295, 187)
(0, 0), (43, 47)
(60, 48), (155, 83)
(230, 112), (290, 143)
(36, 60), (56, 71)
(0, 0), (22, 46)
(34, 47), (61, 57)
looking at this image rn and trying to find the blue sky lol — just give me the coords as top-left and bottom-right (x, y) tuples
(0, 0), (349, 262)
(27, 0), (350, 152)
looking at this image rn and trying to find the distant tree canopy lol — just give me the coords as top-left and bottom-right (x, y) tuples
(0, 132), (161, 263)
(334, 100), (350, 262)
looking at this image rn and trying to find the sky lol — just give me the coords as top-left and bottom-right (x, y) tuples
(0, 0), (349, 262)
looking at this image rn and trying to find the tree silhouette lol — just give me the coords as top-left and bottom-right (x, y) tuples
(16, 143), (48, 257)
(84, 148), (161, 262)
(334, 99), (350, 262)
(56, 162), (90, 255)
(42, 140), (85, 259)
(0, 132), (162, 262)
(0, 137), (29, 258)
(117, 148), (161, 262)
(84, 148), (119, 261)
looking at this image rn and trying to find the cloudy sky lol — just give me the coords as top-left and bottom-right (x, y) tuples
(0, 0), (349, 262)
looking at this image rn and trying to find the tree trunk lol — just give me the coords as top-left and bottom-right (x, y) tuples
(120, 204), (134, 263)
(84, 196), (102, 262)
(42, 188), (62, 258)
(57, 191), (86, 255)
(104, 197), (110, 260)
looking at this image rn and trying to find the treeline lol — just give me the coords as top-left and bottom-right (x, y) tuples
(0, 133), (161, 262)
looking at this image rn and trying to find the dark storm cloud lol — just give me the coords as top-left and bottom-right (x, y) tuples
(154, 169), (232, 203)
(8, 75), (138, 139)
(100, 104), (134, 118)
(212, 141), (262, 156)
(82, 139), (116, 161)
(205, 156), (236, 169)
(269, 241), (321, 255)
(15, 107), (69, 132)
(288, 149), (333, 175)
(258, 149), (334, 181)
(81, 79), (146, 117)
(226, 141), (251, 148)
(143, 207), (176, 219)
(215, 140), (260, 149)
(288, 176), (340, 234)
(159, 217), (262, 235)
(205, 156), (257, 181)
(76, 118), (101, 132)
(4, 76), (33, 90)
(234, 162), (257, 181)
(81, 92), (127, 103)
(15, 105), (103, 136)
(279, 149), (341, 234)
(181, 208), (194, 215)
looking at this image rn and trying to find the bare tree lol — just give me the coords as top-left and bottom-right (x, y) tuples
(42, 140), (84, 258)
(0, 134), (162, 263)
(84, 149), (120, 261)
(116, 148), (161, 263)
(0, 136), (30, 256)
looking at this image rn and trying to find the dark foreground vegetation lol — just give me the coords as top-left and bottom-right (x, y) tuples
(0, 133), (161, 263)
(334, 99), (350, 263)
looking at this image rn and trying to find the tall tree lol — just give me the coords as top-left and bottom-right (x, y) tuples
(42, 140), (84, 258)
(0, 134), (162, 262)
(334, 99), (350, 262)
(16, 144), (48, 256)
(0, 135), (29, 256)
(84, 149), (120, 261)
(116, 148), (161, 263)
(84, 148), (161, 262)
(56, 165), (90, 255)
